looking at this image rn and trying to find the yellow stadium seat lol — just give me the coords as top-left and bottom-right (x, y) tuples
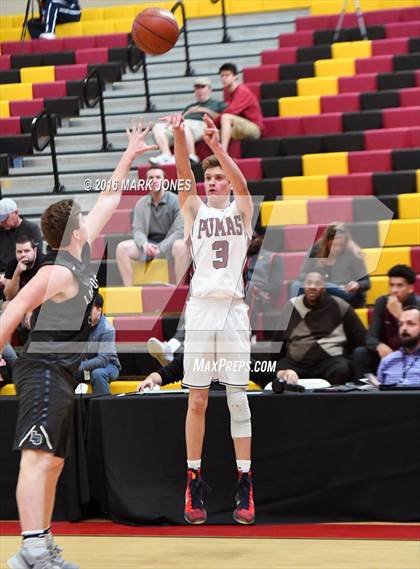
(0, 16), (14, 28)
(80, 8), (104, 20)
(302, 152), (348, 176)
(260, 200), (308, 226)
(110, 381), (139, 394)
(0, 101), (10, 118)
(21, 66), (55, 84)
(355, 308), (368, 328)
(367, 276), (389, 305)
(100, 286), (143, 314)
(282, 175), (329, 199)
(379, 219), (420, 247)
(332, 41), (372, 60)
(248, 381), (262, 391)
(82, 20), (115, 35)
(103, 6), (136, 19)
(106, 316), (114, 326)
(0, 384), (16, 396)
(133, 258), (169, 285)
(311, 0), (382, 15)
(0, 27), (21, 42)
(0, 83), (32, 101)
(13, 15), (25, 27)
(398, 193), (420, 220)
(297, 76), (338, 97)
(315, 58), (355, 78)
(114, 18), (134, 33)
(364, 247), (411, 276)
(279, 95), (320, 117)
(55, 22), (83, 37)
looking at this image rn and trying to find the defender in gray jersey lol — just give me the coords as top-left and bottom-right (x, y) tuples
(0, 122), (157, 569)
(168, 113), (255, 526)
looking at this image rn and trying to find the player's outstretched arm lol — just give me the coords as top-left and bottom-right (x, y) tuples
(164, 114), (201, 219)
(85, 121), (158, 244)
(202, 115), (253, 229)
(0, 265), (73, 352)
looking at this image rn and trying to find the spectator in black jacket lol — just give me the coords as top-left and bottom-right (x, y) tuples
(353, 264), (419, 380)
(274, 271), (366, 384)
(27, 0), (81, 40)
(291, 223), (370, 308)
(0, 199), (42, 300)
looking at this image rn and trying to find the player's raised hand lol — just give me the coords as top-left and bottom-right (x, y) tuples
(203, 114), (220, 149)
(125, 119), (158, 157)
(161, 114), (185, 131)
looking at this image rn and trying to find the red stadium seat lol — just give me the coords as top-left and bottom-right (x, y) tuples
(261, 48), (297, 65)
(243, 65), (279, 83)
(415, 275), (420, 295)
(307, 197), (353, 224)
(365, 127), (417, 150)
(118, 194), (143, 210)
(355, 55), (393, 74)
(94, 34), (128, 48)
(263, 117), (302, 137)
(102, 209), (131, 234)
(348, 149), (391, 173)
(371, 38), (408, 56)
(364, 9), (401, 25)
(63, 36), (95, 50)
(237, 158), (262, 180)
(302, 113), (342, 135)
(321, 93), (360, 113)
(382, 107), (420, 129)
(31, 38), (64, 53)
(296, 15), (337, 31)
(246, 82), (261, 100)
(279, 31), (313, 48)
(54, 64), (88, 81)
(416, 70), (420, 87)
(0, 117), (21, 135)
(411, 247), (420, 273)
(283, 223), (325, 252)
(338, 73), (377, 94)
(329, 173), (373, 196)
(0, 41), (33, 55)
(137, 164), (177, 181)
(32, 81), (67, 99)
(141, 285), (188, 313)
(275, 252), (306, 280)
(114, 316), (163, 342)
(386, 21), (420, 39)
(399, 7), (420, 21)
(0, 55), (11, 70)
(399, 87), (420, 107)
(75, 48), (108, 65)
(91, 235), (106, 260)
(9, 99), (44, 117)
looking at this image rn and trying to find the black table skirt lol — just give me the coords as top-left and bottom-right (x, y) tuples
(1, 392), (420, 524)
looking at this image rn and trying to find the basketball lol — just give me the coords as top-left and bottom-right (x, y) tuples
(131, 7), (180, 55)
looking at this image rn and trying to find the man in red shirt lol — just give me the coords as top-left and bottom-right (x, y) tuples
(219, 62), (264, 151)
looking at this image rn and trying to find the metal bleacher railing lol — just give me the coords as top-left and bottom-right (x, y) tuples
(31, 110), (63, 193)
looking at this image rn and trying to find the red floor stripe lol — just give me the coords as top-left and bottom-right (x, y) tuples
(1, 521), (419, 540)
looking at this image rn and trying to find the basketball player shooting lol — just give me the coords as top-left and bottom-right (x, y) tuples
(167, 113), (255, 525)
(0, 121), (157, 569)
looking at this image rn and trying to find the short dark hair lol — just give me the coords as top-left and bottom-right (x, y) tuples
(202, 154), (221, 173)
(41, 199), (81, 249)
(402, 305), (420, 314)
(388, 264), (416, 285)
(15, 234), (36, 248)
(146, 166), (166, 178)
(93, 293), (104, 309)
(219, 62), (238, 75)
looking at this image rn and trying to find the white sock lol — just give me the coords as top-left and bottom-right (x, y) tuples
(168, 338), (181, 353)
(237, 460), (251, 473)
(22, 530), (49, 557)
(187, 459), (201, 470)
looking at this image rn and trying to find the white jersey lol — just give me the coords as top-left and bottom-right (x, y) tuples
(189, 200), (250, 299)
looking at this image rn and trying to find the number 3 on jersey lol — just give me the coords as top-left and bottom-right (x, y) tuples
(212, 240), (228, 269)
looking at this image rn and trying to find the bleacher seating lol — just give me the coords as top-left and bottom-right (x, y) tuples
(1, 0), (419, 388)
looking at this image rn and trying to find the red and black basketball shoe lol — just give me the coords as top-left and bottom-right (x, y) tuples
(184, 468), (208, 524)
(233, 470), (255, 525)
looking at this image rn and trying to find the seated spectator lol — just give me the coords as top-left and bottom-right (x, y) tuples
(149, 77), (225, 165)
(0, 199), (42, 301)
(4, 235), (44, 301)
(137, 353), (183, 392)
(375, 306), (420, 386)
(76, 294), (121, 395)
(353, 264), (419, 380)
(116, 167), (189, 286)
(27, 0), (81, 40)
(291, 223), (370, 308)
(219, 62), (264, 151)
(273, 271), (366, 385)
